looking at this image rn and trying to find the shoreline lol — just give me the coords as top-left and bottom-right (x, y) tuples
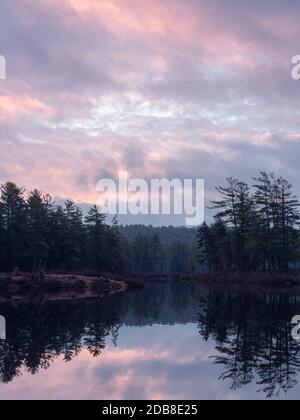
(0, 273), (143, 303)
(1, 271), (300, 303)
(129, 271), (300, 286)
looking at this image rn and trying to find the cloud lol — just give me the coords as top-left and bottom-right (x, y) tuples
(0, 324), (243, 400)
(1, 0), (300, 223)
(0, 93), (55, 121)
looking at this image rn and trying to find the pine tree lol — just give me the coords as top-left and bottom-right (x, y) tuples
(132, 234), (151, 273)
(105, 216), (124, 272)
(85, 206), (107, 271)
(0, 201), (5, 269)
(64, 201), (85, 271)
(27, 189), (52, 271)
(210, 178), (254, 272)
(48, 205), (68, 270)
(197, 222), (213, 272)
(276, 177), (300, 271)
(0, 182), (27, 271)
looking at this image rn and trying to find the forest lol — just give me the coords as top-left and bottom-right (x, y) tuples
(0, 182), (123, 273)
(0, 182), (198, 274)
(0, 171), (299, 275)
(198, 172), (300, 273)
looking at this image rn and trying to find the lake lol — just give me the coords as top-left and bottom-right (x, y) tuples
(0, 283), (300, 400)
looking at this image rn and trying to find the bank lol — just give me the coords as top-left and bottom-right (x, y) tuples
(0, 273), (143, 302)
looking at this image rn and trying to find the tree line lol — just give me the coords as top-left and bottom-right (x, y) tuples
(120, 225), (199, 274)
(197, 172), (300, 273)
(1, 172), (299, 275)
(0, 182), (198, 274)
(0, 182), (123, 273)
(124, 233), (198, 274)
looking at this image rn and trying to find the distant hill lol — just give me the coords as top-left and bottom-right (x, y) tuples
(119, 225), (198, 249)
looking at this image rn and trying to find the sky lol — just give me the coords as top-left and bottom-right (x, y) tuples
(1, 0), (300, 224)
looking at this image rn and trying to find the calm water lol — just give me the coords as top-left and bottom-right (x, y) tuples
(0, 283), (300, 400)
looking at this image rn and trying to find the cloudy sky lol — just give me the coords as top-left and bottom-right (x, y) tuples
(1, 0), (300, 223)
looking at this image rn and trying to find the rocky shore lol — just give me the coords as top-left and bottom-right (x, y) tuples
(0, 273), (143, 302)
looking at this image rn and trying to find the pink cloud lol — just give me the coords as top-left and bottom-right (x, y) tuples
(1, 0), (300, 206)
(0, 92), (56, 121)
(0, 342), (212, 400)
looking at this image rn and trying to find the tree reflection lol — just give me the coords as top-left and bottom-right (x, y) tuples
(1, 284), (300, 399)
(198, 289), (300, 398)
(0, 294), (126, 383)
(0, 283), (204, 384)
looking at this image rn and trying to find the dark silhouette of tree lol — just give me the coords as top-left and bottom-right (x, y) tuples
(64, 201), (85, 271)
(105, 216), (124, 272)
(27, 189), (52, 271)
(198, 173), (300, 273)
(0, 173), (299, 276)
(0, 182), (27, 271)
(85, 206), (109, 271)
(0, 183), (124, 274)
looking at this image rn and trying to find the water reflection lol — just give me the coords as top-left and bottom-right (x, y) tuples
(0, 284), (300, 399)
(198, 289), (300, 398)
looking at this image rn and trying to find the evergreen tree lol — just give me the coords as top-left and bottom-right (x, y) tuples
(199, 173), (300, 274)
(27, 190), (52, 271)
(0, 174), (299, 276)
(197, 222), (214, 272)
(64, 201), (85, 271)
(85, 206), (107, 271)
(48, 205), (68, 270)
(105, 216), (124, 272)
(0, 201), (5, 269)
(0, 183), (27, 271)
